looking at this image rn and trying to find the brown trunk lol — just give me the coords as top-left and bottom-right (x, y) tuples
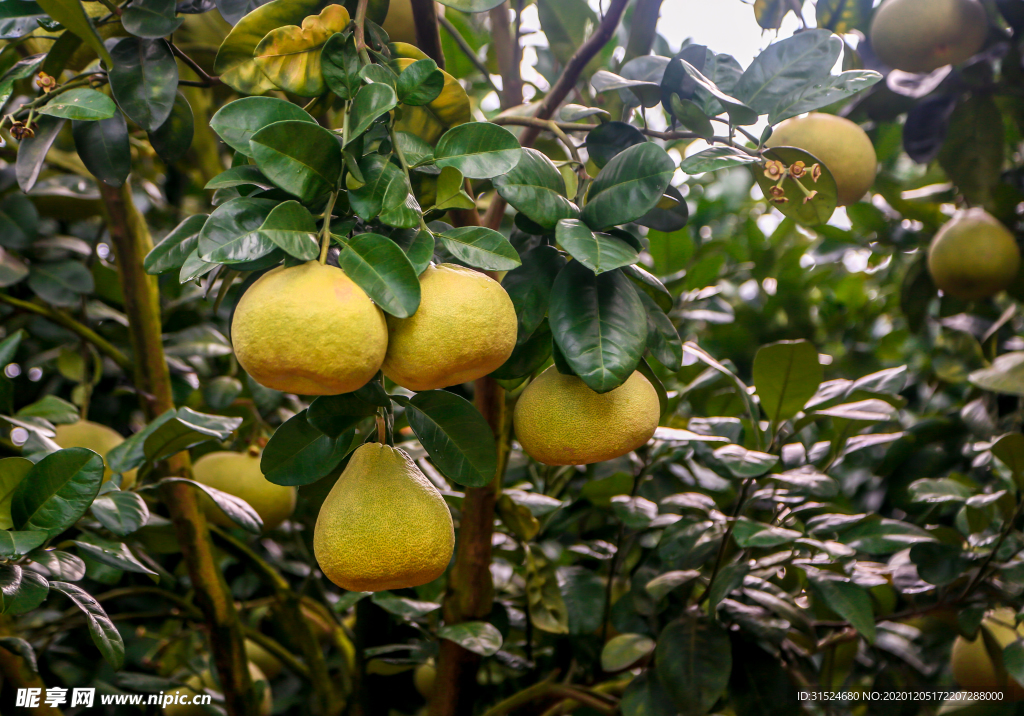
(99, 181), (256, 716)
(410, 0), (446, 69)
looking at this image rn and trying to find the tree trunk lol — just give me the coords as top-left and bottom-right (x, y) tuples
(99, 181), (256, 716)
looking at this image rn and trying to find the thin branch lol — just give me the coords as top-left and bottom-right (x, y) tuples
(409, 0), (446, 69)
(438, 15), (500, 96)
(0, 293), (131, 370)
(168, 42), (219, 86)
(353, 0), (370, 56)
(488, 3), (522, 107)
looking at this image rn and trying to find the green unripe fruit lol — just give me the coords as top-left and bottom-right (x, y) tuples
(927, 209), (1021, 301)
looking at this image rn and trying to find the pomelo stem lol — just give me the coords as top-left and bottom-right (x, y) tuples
(320, 190), (338, 264)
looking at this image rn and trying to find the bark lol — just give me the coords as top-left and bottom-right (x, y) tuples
(410, 0), (446, 69)
(99, 181), (256, 716)
(489, 2), (523, 108)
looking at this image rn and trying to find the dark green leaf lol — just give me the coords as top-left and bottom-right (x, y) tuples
(656, 615), (732, 715)
(502, 245), (566, 337)
(370, 591), (440, 618)
(807, 576), (876, 643)
(434, 122), (523, 179)
(250, 120), (342, 203)
(388, 228), (434, 275)
(350, 154), (408, 221)
(38, 88), (116, 120)
(580, 143), (675, 231)
(73, 540), (156, 575)
(145, 214), (208, 274)
(585, 121), (646, 169)
(90, 491), (150, 536)
(438, 226), (521, 271)
(492, 147), (579, 229)
(548, 262), (647, 393)
(621, 672), (678, 716)
(16, 115), (65, 192)
(397, 58), (444, 106)
(160, 477), (262, 533)
(205, 165), (273, 191)
(307, 393), (378, 437)
(34, 0), (113, 66)
(639, 293), (682, 371)
(121, 0), (183, 37)
(938, 95), (1004, 208)
(346, 83), (398, 144)
(338, 232), (421, 318)
(712, 444), (778, 478)
(0, 636), (39, 671)
(733, 29), (841, 115)
(261, 411), (352, 486)
(210, 96), (317, 156)
(148, 91), (194, 165)
(556, 218), (638, 274)
(680, 146), (761, 174)
(50, 581), (124, 668)
(197, 197), (277, 264)
(108, 37), (178, 132)
(0, 530), (45, 557)
(257, 200), (319, 261)
(142, 408), (241, 463)
(12, 448), (104, 538)
(753, 339), (823, 425)
(754, 147), (838, 227)
(398, 390), (498, 488)
(321, 31), (361, 100)
(769, 70), (882, 125)
(73, 114), (131, 187)
(28, 259), (94, 307)
(437, 621), (502, 656)
(909, 542), (970, 586)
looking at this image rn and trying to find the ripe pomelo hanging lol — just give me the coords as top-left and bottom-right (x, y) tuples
(927, 209), (1021, 301)
(870, 0), (987, 74)
(193, 449), (297, 532)
(54, 420), (137, 489)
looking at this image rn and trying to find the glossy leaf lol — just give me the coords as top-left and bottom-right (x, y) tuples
(397, 390), (498, 488)
(90, 491), (150, 536)
(388, 228), (434, 275)
(12, 448), (104, 538)
(256, 200), (319, 261)
(321, 31), (361, 100)
(753, 339), (823, 425)
(346, 83), (398, 144)
(121, 0), (183, 37)
(261, 411), (353, 486)
(397, 58), (444, 106)
(437, 621), (502, 656)
(556, 219), (638, 274)
(145, 214), (208, 274)
(438, 226), (521, 271)
(585, 121), (647, 169)
(16, 115), (65, 192)
(307, 393), (378, 437)
(108, 38), (178, 132)
(807, 576), (876, 643)
(548, 261), (647, 393)
(34, 0), (113, 66)
(73, 540), (157, 575)
(210, 96), (317, 155)
(493, 148), (579, 229)
(143, 408), (242, 462)
(350, 154), (408, 220)
(50, 581), (124, 668)
(680, 146), (760, 175)
(38, 88), (116, 120)
(733, 29), (841, 115)
(754, 147), (838, 227)
(73, 114), (131, 187)
(0, 530), (45, 558)
(253, 3), (350, 96)
(502, 245), (566, 338)
(675, 58), (758, 126)
(148, 92), (194, 165)
(581, 143), (674, 231)
(434, 122), (522, 179)
(28, 260), (94, 307)
(602, 633), (656, 672)
(640, 293), (682, 371)
(337, 232), (421, 318)
(770, 70), (882, 125)
(391, 58), (471, 144)
(250, 120), (342, 203)
(197, 197), (277, 263)
(161, 477), (262, 533)
(0, 457), (31, 530)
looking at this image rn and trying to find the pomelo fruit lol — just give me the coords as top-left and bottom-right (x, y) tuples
(513, 367), (660, 466)
(414, 662), (436, 699)
(870, 0), (987, 74)
(951, 607), (1024, 699)
(231, 261), (388, 396)
(927, 209), (1021, 301)
(163, 662), (271, 715)
(245, 639), (283, 680)
(53, 420), (137, 489)
(765, 113), (877, 207)
(313, 443), (454, 591)
(383, 264), (516, 391)
(192, 449), (297, 532)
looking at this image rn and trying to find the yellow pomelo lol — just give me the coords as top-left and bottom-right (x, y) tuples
(383, 264), (517, 391)
(414, 662), (436, 699)
(513, 367), (660, 466)
(231, 261), (388, 396)
(53, 420), (137, 489)
(245, 639), (284, 680)
(193, 450), (297, 532)
(382, 0), (444, 45)
(765, 113), (877, 207)
(314, 443), (454, 592)
(928, 209), (1021, 301)
(163, 662), (271, 715)
(951, 608), (1024, 700)
(870, 0), (987, 74)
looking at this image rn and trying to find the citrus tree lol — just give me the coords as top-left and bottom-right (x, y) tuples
(0, 0), (1023, 714)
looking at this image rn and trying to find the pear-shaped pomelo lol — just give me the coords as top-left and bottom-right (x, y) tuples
(765, 113), (877, 207)
(870, 0), (987, 74)
(231, 261), (388, 396)
(513, 367), (660, 466)
(951, 607), (1024, 699)
(193, 449), (297, 532)
(928, 209), (1021, 301)
(314, 443), (454, 592)
(383, 264), (516, 391)
(53, 420), (137, 489)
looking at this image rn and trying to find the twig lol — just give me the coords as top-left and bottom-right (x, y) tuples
(489, 2), (523, 108)
(438, 15), (500, 96)
(409, 0), (446, 68)
(0, 293), (131, 370)
(353, 0), (370, 57)
(168, 42), (219, 86)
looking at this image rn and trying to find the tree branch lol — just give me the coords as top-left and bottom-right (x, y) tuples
(438, 15), (500, 96)
(488, 2), (522, 108)
(410, 0), (446, 69)
(98, 180), (256, 716)
(0, 293), (131, 371)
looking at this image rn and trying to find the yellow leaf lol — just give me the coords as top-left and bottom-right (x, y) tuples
(254, 4), (350, 97)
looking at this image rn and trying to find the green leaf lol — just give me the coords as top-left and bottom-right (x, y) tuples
(34, 0), (113, 67)
(601, 633), (655, 672)
(210, 96), (317, 155)
(26, 549), (85, 581)
(0, 636), (39, 671)
(753, 339), (823, 426)
(387, 229), (434, 275)
(807, 576), (876, 644)
(397, 58), (445, 106)
(261, 411), (352, 486)
(909, 542), (970, 586)
(706, 561), (749, 610)
(73, 540), (156, 575)
(253, 3), (350, 96)
(592, 70), (661, 108)
(16, 115), (65, 192)
(621, 672), (678, 716)
(581, 143), (674, 231)
(656, 615), (732, 715)
(107, 37), (178, 132)
(205, 165), (273, 191)
(712, 444), (779, 478)
(370, 591), (441, 618)
(555, 218), (638, 275)
(548, 262), (647, 394)
(732, 518), (801, 548)
(12, 448), (104, 538)
(525, 545), (569, 633)
(435, 0), (504, 10)
(72, 114), (131, 187)
(502, 245), (566, 338)
(434, 122), (523, 179)
(769, 70), (882, 125)
(0, 530), (45, 557)
(321, 31), (361, 100)
(145, 214), (208, 274)
(536, 0), (598, 68)
(438, 226), (522, 271)
(639, 293), (682, 371)
(349, 154), (408, 220)
(17, 396), (78, 425)
(493, 148), (579, 229)
(668, 95), (714, 139)
(0, 457), (31, 530)
(90, 491), (149, 536)
(27, 260), (94, 307)
(939, 96), (1005, 208)
(50, 581), (124, 668)
(121, 0), (182, 37)
(680, 147), (761, 175)
(307, 393), (378, 437)
(645, 570), (700, 601)
(675, 59), (758, 126)
(816, 0), (872, 33)
(148, 91), (194, 165)
(143, 408), (242, 462)
(754, 147), (838, 227)
(250, 120), (342, 203)
(197, 197), (277, 264)
(994, 433), (1024, 488)
(213, 0), (325, 95)
(397, 390), (498, 488)
(346, 83), (399, 144)
(38, 88), (116, 120)
(256, 200), (319, 261)
(437, 621), (503, 656)
(338, 232), (421, 318)
(733, 29), (841, 115)
(970, 352), (1024, 396)
(0, 565), (22, 614)
(161, 477), (262, 533)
